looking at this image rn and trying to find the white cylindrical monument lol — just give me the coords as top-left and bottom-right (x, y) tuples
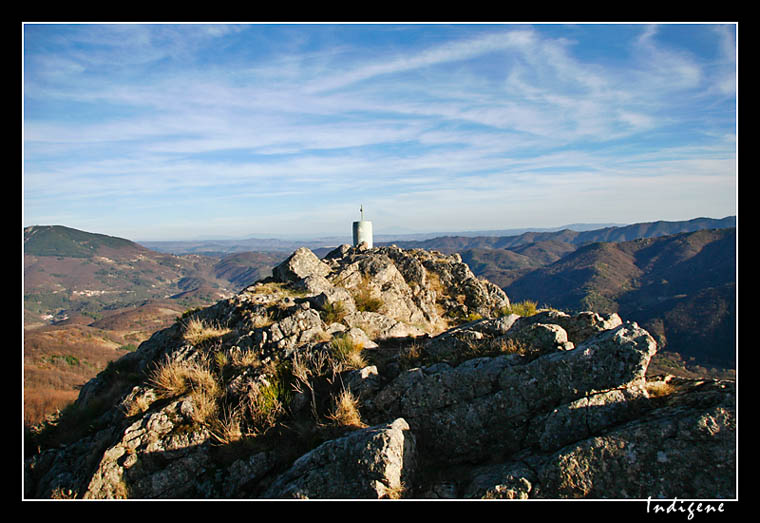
(352, 205), (373, 248)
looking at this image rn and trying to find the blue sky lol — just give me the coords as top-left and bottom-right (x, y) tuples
(22, 23), (737, 241)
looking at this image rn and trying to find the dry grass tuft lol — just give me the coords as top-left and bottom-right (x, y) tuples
(399, 342), (423, 369)
(148, 356), (220, 400)
(646, 379), (677, 398)
(230, 348), (262, 368)
(244, 368), (292, 435)
(182, 317), (231, 346)
(326, 388), (366, 428)
(251, 310), (274, 328)
(122, 391), (154, 417)
(501, 300), (538, 317)
(209, 405), (244, 444)
(330, 334), (366, 370)
(425, 269), (446, 297)
(50, 487), (78, 500)
(319, 300), (347, 324)
(351, 275), (384, 313)
(489, 337), (534, 356)
(188, 388), (219, 425)
(381, 481), (406, 500)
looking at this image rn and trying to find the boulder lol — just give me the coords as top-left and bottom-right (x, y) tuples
(272, 247), (331, 283)
(263, 418), (416, 499)
(367, 322), (657, 464)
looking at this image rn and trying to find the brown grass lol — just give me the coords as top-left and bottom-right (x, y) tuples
(251, 310), (274, 328)
(230, 348), (262, 368)
(501, 300), (539, 317)
(326, 388), (366, 428)
(330, 334), (367, 370)
(319, 300), (347, 324)
(399, 342), (423, 369)
(381, 481), (406, 500)
(182, 317), (231, 346)
(188, 388), (220, 425)
(24, 388), (79, 427)
(646, 379), (677, 398)
(148, 355), (220, 400)
(209, 405), (243, 444)
(488, 337), (534, 356)
(425, 269), (446, 297)
(351, 275), (384, 313)
(122, 390), (155, 418)
(244, 377), (290, 434)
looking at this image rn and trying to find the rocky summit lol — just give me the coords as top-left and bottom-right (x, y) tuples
(24, 244), (735, 500)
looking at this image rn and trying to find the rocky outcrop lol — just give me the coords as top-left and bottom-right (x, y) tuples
(263, 418), (416, 499)
(24, 244), (735, 500)
(461, 378), (735, 499)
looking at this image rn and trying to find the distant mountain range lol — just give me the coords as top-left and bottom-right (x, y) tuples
(137, 222), (628, 255)
(379, 216), (736, 252)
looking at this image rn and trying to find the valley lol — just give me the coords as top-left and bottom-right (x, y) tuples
(23, 226), (285, 425)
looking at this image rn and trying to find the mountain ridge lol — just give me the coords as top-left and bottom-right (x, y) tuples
(505, 228), (736, 368)
(379, 215), (736, 253)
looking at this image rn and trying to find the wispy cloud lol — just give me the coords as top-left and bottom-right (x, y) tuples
(23, 23), (737, 240)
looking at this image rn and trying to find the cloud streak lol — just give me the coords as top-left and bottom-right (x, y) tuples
(23, 23), (737, 240)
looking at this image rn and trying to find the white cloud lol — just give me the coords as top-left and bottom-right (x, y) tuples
(23, 23), (737, 238)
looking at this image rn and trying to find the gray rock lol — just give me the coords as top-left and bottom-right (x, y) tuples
(268, 307), (325, 350)
(263, 418), (416, 499)
(83, 400), (212, 499)
(368, 322), (657, 464)
(273, 247), (331, 282)
(502, 322), (574, 354)
(534, 380), (736, 499)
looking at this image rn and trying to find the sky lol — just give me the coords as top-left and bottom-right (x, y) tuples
(22, 22), (737, 242)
